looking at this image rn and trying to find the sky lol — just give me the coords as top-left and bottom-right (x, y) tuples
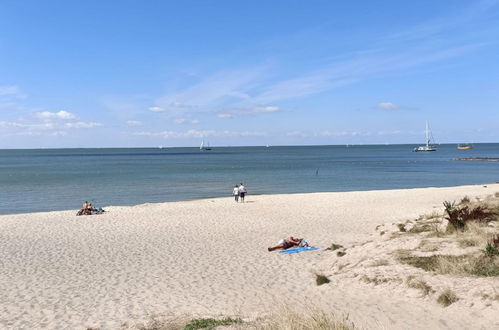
(0, 0), (498, 148)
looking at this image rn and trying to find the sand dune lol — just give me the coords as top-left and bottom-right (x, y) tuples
(1, 184), (498, 329)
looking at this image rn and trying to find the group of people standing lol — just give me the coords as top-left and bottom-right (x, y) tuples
(232, 183), (247, 203)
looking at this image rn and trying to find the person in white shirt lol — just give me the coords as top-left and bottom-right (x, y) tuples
(238, 183), (247, 203)
(232, 185), (239, 202)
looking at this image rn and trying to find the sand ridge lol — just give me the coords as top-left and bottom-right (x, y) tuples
(1, 184), (498, 329)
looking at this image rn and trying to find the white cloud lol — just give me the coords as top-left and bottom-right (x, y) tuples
(64, 122), (102, 128)
(149, 106), (166, 112)
(134, 129), (266, 139)
(174, 118), (200, 125)
(377, 102), (399, 110)
(36, 110), (78, 120)
(127, 120), (143, 127)
(0, 85), (26, 98)
(218, 105), (280, 118)
(286, 130), (371, 137)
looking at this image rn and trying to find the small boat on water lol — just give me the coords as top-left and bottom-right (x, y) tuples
(457, 144), (474, 150)
(200, 140), (212, 151)
(413, 121), (437, 152)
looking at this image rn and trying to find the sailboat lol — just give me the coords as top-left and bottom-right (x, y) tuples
(413, 121), (436, 152)
(200, 140), (212, 151)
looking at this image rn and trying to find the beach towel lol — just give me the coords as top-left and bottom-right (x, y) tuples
(279, 246), (319, 254)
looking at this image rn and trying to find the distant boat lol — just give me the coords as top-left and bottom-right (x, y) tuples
(200, 140), (212, 151)
(413, 121), (437, 152)
(457, 144), (474, 150)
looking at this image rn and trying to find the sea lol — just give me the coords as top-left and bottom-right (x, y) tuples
(1, 144), (498, 215)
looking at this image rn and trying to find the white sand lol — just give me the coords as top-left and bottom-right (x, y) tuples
(1, 184), (499, 329)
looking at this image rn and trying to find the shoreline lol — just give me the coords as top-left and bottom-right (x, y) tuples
(1, 183), (498, 329)
(2, 181), (497, 216)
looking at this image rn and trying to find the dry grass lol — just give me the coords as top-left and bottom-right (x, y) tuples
(327, 243), (344, 251)
(405, 276), (434, 296)
(437, 289), (459, 307)
(396, 250), (499, 277)
(128, 309), (357, 330)
(253, 309), (356, 330)
(370, 259), (389, 267)
(418, 240), (440, 252)
(360, 275), (390, 285)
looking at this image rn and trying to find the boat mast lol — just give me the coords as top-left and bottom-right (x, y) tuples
(425, 121), (430, 148)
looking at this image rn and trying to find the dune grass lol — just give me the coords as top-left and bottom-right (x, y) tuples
(316, 274), (330, 285)
(405, 276), (434, 296)
(132, 309), (356, 330)
(256, 309), (356, 330)
(183, 318), (242, 330)
(437, 289), (459, 307)
(397, 250), (499, 277)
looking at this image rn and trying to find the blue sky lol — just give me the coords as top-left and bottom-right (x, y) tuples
(1, 0), (498, 148)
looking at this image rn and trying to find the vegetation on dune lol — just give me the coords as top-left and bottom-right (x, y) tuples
(258, 309), (356, 330)
(129, 310), (356, 330)
(327, 243), (344, 251)
(316, 274), (331, 285)
(183, 317), (242, 330)
(437, 289), (459, 307)
(443, 201), (494, 231)
(405, 276), (434, 296)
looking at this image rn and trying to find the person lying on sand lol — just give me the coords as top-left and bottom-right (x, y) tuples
(268, 236), (308, 251)
(77, 202), (104, 216)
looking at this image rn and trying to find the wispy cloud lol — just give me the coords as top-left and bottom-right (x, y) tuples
(174, 118), (200, 125)
(378, 102), (399, 110)
(0, 85), (26, 98)
(286, 130), (371, 137)
(148, 106), (166, 112)
(36, 110), (78, 120)
(218, 106), (280, 118)
(0, 110), (102, 137)
(145, 1), (496, 116)
(127, 120), (143, 126)
(134, 129), (266, 139)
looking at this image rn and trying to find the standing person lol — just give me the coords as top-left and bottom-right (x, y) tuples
(238, 183), (247, 203)
(232, 184), (240, 202)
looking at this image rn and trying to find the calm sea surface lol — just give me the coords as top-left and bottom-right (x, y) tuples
(1, 144), (498, 214)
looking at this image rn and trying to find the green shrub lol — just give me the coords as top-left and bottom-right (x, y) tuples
(316, 274), (330, 286)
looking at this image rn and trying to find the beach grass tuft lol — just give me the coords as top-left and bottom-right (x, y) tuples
(437, 289), (459, 307)
(405, 276), (434, 296)
(460, 196), (471, 204)
(397, 250), (499, 277)
(258, 308), (356, 330)
(316, 274), (330, 285)
(183, 317), (242, 330)
(327, 243), (344, 251)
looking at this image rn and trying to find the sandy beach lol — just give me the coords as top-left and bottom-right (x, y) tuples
(1, 183), (499, 329)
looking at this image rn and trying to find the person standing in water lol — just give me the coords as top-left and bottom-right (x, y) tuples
(238, 183), (247, 203)
(233, 184), (240, 202)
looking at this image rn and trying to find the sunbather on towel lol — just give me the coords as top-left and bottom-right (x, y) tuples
(268, 236), (307, 251)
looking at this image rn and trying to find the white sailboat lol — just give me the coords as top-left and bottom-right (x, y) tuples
(413, 121), (436, 152)
(200, 140), (212, 151)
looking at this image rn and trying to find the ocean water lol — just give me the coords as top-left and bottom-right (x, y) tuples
(1, 144), (498, 214)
